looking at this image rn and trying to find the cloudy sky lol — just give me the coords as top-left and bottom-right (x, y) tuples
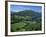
(10, 5), (42, 12)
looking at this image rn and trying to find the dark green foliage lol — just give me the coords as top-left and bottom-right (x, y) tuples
(11, 10), (42, 32)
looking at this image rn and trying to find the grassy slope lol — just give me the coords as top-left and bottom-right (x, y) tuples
(11, 10), (42, 32)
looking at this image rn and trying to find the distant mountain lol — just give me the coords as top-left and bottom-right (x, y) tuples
(11, 10), (41, 16)
(11, 10), (41, 21)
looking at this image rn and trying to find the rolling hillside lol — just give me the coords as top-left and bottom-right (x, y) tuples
(11, 10), (42, 32)
(11, 10), (41, 21)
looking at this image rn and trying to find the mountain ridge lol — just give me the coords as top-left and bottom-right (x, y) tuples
(11, 10), (41, 16)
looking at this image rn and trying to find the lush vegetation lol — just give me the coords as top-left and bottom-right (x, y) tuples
(11, 10), (42, 32)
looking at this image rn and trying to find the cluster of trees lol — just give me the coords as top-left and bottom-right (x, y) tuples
(11, 10), (42, 32)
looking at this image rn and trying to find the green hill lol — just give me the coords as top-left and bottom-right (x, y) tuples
(11, 10), (41, 16)
(11, 10), (42, 32)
